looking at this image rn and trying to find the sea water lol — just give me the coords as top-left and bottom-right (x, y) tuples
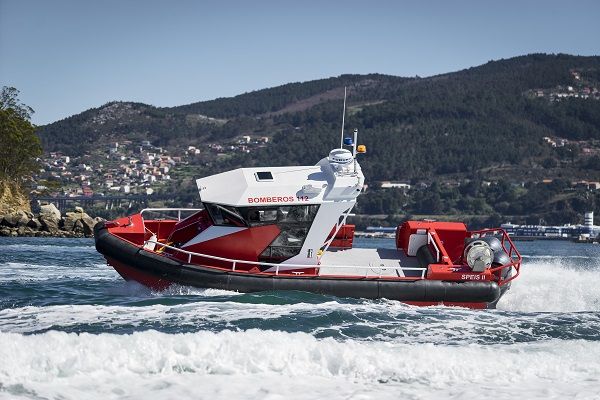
(1, 237), (599, 399)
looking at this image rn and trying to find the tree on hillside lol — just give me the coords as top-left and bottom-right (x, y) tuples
(0, 87), (34, 120)
(0, 86), (42, 182)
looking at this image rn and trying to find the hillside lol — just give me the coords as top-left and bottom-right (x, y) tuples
(37, 74), (409, 155)
(39, 54), (600, 179)
(242, 54), (600, 181)
(36, 54), (600, 226)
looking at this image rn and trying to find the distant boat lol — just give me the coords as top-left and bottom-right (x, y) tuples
(502, 212), (599, 240)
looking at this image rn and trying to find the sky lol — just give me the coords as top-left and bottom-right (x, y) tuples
(1, 0), (599, 125)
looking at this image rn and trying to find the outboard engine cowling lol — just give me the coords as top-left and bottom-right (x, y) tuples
(480, 236), (502, 252)
(463, 240), (493, 272)
(476, 236), (511, 266)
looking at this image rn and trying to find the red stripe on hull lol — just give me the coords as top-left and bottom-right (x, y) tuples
(105, 256), (172, 291)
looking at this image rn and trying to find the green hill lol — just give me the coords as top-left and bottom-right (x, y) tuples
(239, 54), (600, 182)
(36, 54), (600, 226)
(38, 54), (600, 180)
(37, 74), (409, 155)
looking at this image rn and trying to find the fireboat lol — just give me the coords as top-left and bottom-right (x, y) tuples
(95, 128), (521, 309)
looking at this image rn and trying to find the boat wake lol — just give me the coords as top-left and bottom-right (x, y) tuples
(497, 257), (600, 312)
(1, 257), (600, 340)
(0, 330), (598, 400)
(0, 262), (116, 283)
(1, 240), (600, 399)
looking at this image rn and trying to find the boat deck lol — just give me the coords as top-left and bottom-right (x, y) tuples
(318, 247), (423, 277)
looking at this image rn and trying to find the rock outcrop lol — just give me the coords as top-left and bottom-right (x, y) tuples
(0, 180), (31, 215)
(63, 209), (97, 236)
(0, 180), (103, 238)
(0, 206), (104, 238)
(40, 203), (62, 220)
(1, 210), (29, 228)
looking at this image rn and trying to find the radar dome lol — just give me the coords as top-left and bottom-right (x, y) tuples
(328, 149), (353, 165)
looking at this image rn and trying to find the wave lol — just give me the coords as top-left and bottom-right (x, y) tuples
(0, 302), (339, 333)
(157, 284), (243, 297)
(497, 258), (600, 312)
(0, 243), (96, 252)
(2, 300), (599, 344)
(0, 330), (598, 400)
(0, 262), (117, 282)
(521, 254), (599, 260)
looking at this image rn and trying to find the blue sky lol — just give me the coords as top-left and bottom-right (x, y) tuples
(1, 0), (599, 125)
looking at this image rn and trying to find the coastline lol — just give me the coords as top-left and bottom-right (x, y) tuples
(0, 204), (103, 238)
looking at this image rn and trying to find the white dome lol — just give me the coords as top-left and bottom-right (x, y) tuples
(328, 149), (353, 165)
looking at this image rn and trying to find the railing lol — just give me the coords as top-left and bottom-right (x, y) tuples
(136, 208), (519, 286)
(140, 208), (204, 235)
(144, 239), (427, 279)
(469, 228), (523, 286)
(140, 208), (204, 222)
(427, 232), (440, 262)
(427, 230), (453, 265)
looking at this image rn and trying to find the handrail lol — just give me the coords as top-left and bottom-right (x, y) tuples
(140, 207), (205, 235)
(469, 228), (522, 286)
(144, 239), (427, 279)
(427, 232), (440, 262)
(137, 211), (519, 286)
(427, 230), (452, 265)
(140, 208), (204, 222)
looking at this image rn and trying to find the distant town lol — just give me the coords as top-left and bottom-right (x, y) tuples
(32, 135), (270, 198)
(528, 69), (600, 101)
(32, 133), (600, 199)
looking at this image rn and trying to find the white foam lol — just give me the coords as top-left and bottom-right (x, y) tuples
(497, 258), (600, 312)
(0, 243), (95, 252)
(0, 330), (598, 400)
(0, 262), (117, 282)
(0, 302), (343, 333)
(0, 300), (443, 336)
(157, 284), (242, 297)
(521, 254), (596, 259)
(2, 299), (598, 346)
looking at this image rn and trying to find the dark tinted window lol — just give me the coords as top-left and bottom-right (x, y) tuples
(255, 171), (273, 181)
(204, 203), (320, 263)
(255, 205), (319, 263)
(205, 203), (247, 227)
(238, 205), (318, 227)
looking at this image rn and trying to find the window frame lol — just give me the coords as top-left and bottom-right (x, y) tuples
(203, 202), (321, 263)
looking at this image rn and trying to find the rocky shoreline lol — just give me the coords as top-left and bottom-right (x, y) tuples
(0, 204), (104, 238)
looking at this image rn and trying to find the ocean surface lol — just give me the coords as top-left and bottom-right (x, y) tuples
(1, 237), (600, 400)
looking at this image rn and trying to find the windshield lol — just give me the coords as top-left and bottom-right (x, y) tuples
(204, 203), (320, 262)
(204, 203), (247, 227)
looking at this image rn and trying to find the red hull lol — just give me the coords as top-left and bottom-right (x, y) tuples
(95, 214), (520, 310)
(107, 256), (172, 291)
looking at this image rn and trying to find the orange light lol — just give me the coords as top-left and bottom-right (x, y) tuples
(357, 145), (366, 153)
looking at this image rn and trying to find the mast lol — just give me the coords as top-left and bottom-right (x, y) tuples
(339, 86), (347, 148)
(353, 128), (358, 173)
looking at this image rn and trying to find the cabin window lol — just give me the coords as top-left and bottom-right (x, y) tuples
(238, 205), (318, 227)
(252, 205), (320, 263)
(254, 171), (274, 181)
(204, 203), (247, 227)
(204, 202), (320, 262)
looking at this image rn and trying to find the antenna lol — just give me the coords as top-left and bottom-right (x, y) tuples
(352, 128), (358, 158)
(340, 86), (347, 148)
(353, 128), (358, 173)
